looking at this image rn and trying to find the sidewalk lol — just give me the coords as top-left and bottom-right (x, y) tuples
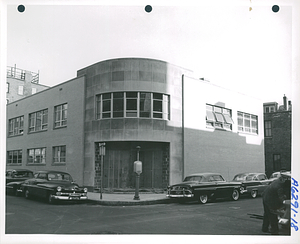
(87, 191), (175, 206)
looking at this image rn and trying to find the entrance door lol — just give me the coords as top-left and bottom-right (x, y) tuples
(101, 142), (165, 189)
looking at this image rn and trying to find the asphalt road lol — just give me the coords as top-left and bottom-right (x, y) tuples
(5, 194), (290, 235)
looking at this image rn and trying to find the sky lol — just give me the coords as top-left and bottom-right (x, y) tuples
(4, 1), (294, 105)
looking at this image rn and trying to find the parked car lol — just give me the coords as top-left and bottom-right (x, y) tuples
(6, 169), (34, 184)
(269, 171), (291, 181)
(6, 169), (34, 196)
(232, 173), (272, 198)
(166, 173), (242, 204)
(21, 170), (88, 204)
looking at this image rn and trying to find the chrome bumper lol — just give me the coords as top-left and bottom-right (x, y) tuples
(166, 194), (194, 198)
(51, 195), (88, 200)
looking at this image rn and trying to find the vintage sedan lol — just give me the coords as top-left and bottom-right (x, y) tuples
(6, 169), (34, 196)
(6, 169), (34, 184)
(269, 171), (291, 181)
(166, 173), (242, 204)
(21, 170), (88, 204)
(232, 173), (272, 198)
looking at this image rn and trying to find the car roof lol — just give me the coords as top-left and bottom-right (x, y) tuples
(6, 169), (33, 173)
(35, 170), (70, 174)
(185, 173), (222, 177)
(234, 173), (265, 176)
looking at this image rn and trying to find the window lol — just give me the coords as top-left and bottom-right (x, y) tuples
(264, 120), (272, 137)
(18, 86), (24, 95)
(206, 104), (233, 131)
(54, 103), (67, 128)
(237, 111), (258, 134)
(28, 148), (46, 164)
(6, 82), (9, 93)
(8, 116), (24, 136)
(140, 92), (151, 118)
(96, 92), (170, 120)
(7, 150), (22, 164)
(273, 154), (281, 171)
(53, 146), (66, 163)
(113, 92), (124, 118)
(126, 92), (138, 117)
(29, 109), (48, 132)
(264, 106), (275, 113)
(32, 88), (37, 94)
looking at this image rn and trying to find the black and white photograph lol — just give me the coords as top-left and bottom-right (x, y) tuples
(1, 0), (299, 243)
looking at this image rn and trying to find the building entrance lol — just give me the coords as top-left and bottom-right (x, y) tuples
(95, 141), (169, 190)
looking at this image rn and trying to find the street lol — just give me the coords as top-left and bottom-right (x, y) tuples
(5, 194), (291, 235)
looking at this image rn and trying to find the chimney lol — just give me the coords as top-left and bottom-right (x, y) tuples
(288, 101), (292, 111)
(283, 94), (287, 110)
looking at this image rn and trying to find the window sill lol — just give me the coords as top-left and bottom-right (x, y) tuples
(26, 163), (46, 166)
(8, 134), (24, 138)
(238, 132), (258, 136)
(52, 163), (66, 166)
(6, 163), (22, 166)
(28, 129), (48, 134)
(54, 125), (67, 129)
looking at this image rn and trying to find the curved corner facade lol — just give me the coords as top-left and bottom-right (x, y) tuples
(6, 57), (264, 190)
(77, 58), (192, 189)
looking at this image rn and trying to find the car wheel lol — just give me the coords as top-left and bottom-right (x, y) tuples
(24, 189), (30, 199)
(231, 189), (240, 201)
(199, 194), (208, 204)
(250, 190), (258, 198)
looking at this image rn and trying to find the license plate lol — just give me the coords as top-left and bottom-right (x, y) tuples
(70, 196), (80, 200)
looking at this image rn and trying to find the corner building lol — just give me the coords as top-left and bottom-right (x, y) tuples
(6, 58), (264, 190)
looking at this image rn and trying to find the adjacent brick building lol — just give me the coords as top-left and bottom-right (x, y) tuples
(6, 58), (265, 190)
(263, 95), (292, 177)
(6, 65), (49, 104)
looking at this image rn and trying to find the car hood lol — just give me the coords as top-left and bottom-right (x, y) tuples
(37, 181), (81, 190)
(169, 181), (241, 188)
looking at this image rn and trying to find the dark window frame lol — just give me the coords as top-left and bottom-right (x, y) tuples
(53, 145), (66, 164)
(7, 150), (22, 165)
(264, 120), (272, 137)
(95, 92), (170, 120)
(27, 147), (46, 164)
(54, 103), (67, 128)
(29, 109), (48, 133)
(8, 116), (24, 136)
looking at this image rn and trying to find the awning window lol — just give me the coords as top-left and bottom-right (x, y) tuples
(206, 110), (216, 122)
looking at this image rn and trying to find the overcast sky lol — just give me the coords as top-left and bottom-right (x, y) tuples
(5, 1), (294, 104)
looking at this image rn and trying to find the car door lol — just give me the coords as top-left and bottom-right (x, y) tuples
(35, 173), (49, 197)
(211, 175), (229, 198)
(29, 173), (47, 196)
(257, 174), (269, 194)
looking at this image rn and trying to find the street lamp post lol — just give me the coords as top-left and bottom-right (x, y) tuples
(99, 142), (106, 200)
(133, 146), (142, 200)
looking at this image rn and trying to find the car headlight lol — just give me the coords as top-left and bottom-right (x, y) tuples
(57, 186), (62, 192)
(84, 188), (88, 193)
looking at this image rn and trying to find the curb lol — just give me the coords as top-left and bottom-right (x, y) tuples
(86, 198), (177, 206)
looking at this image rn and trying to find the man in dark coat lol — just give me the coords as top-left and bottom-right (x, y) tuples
(262, 173), (291, 234)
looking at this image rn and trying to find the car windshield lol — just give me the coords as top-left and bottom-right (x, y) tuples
(183, 176), (203, 182)
(208, 175), (225, 182)
(13, 171), (33, 178)
(47, 173), (72, 182)
(270, 173), (279, 179)
(233, 174), (248, 181)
